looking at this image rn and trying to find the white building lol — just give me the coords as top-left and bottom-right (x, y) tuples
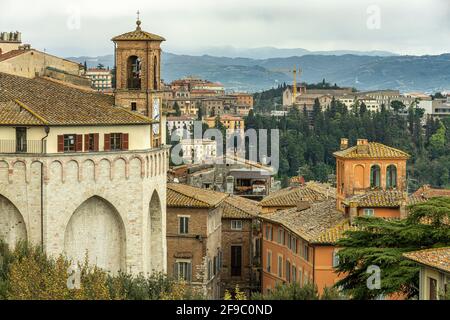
(85, 68), (113, 91)
(167, 115), (196, 138)
(180, 139), (217, 164)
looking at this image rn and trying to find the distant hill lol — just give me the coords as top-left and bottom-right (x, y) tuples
(67, 52), (450, 93)
(175, 46), (397, 59)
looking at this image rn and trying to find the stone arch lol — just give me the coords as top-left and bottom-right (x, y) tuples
(65, 160), (80, 182)
(127, 55), (141, 89)
(148, 190), (163, 273)
(50, 160), (63, 183)
(129, 156), (143, 178)
(113, 157), (127, 180)
(82, 159), (95, 182)
(12, 160), (26, 183)
(64, 196), (126, 273)
(0, 160), (9, 183)
(98, 158), (112, 180)
(0, 194), (27, 247)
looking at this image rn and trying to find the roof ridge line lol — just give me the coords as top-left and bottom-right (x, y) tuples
(14, 99), (49, 125)
(118, 106), (154, 123)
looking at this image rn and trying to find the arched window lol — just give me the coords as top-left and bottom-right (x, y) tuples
(127, 56), (141, 89)
(386, 165), (397, 189)
(153, 56), (158, 90)
(370, 165), (381, 188)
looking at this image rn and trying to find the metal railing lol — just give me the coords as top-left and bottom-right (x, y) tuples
(0, 140), (46, 154)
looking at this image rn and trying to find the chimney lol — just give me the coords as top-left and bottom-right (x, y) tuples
(340, 138), (349, 150)
(356, 139), (369, 154)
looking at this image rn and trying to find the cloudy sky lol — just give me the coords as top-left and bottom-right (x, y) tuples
(1, 0), (449, 57)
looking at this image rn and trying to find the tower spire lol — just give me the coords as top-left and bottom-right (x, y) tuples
(136, 10), (141, 30)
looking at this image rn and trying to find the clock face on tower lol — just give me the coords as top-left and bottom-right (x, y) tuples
(152, 97), (160, 135)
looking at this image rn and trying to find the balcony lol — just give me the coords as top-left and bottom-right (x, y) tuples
(0, 140), (46, 154)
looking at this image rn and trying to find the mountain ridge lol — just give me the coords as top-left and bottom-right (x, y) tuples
(67, 52), (450, 93)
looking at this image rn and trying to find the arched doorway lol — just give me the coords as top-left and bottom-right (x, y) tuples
(64, 196), (126, 273)
(127, 55), (141, 89)
(148, 190), (163, 273)
(0, 195), (27, 248)
(386, 165), (397, 189)
(370, 165), (381, 188)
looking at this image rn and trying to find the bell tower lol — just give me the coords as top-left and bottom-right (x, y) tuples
(112, 13), (165, 146)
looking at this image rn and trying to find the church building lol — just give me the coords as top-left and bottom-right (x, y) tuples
(0, 19), (169, 275)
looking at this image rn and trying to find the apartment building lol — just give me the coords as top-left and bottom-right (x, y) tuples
(166, 183), (228, 299)
(85, 68), (112, 91)
(221, 195), (262, 297)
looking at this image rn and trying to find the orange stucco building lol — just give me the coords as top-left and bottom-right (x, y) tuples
(334, 138), (410, 220)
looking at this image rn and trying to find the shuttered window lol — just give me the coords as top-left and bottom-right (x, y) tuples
(174, 261), (192, 282)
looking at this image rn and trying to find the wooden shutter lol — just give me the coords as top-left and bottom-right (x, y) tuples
(104, 134), (111, 151)
(75, 135), (83, 152)
(57, 135), (64, 152)
(122, 133), (129, 150)
(84, 134), (90, 152)
(94, 133), (99, 151)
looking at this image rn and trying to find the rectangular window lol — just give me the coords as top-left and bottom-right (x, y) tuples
(231, 246), (242, 277)
(231, 220), (243, 230)
(304, 245), (309, 261)
(64, 134), (76, 152)
(292, 237), (297, 253)
(15, 127), (27, 153)
(286, 260), (291, 282)
(277, 228), (283, 244)
(333, 250), (340, 268)
(292, 266), (297, 283)
(364, 208), (375, 217)
(267, 251), (272, 273)
(175, 261), (192, 282)
(110, 133), (122, 151)
(278, 256), (283, 278)
(299, 268), (303, 286)
(179, 216), (189, 234)
(131, 102), (137, 111)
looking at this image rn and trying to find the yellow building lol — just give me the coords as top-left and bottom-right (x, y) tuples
(205, 114), (244, 131)
(404, 247), (449, 300)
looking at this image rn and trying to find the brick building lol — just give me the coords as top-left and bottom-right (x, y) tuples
(221, 195), (261, 297)
(166, 183), (228, 299)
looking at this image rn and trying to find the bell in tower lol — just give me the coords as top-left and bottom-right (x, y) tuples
(112, 13), (165, 146)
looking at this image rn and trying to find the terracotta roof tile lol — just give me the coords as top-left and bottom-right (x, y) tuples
(260, 185), (330, 208)
(0, 72), (152, 126)
(222, 195), (260, 219)
(333, 142), (410, 159)
(0, 49), (27, 62)
(313, 220), (357, 244)
(344, 189), (428, 208)
(167, 183), (228, 208)
(0, 100), (44, 125)
(403, 247), (450, 273)
(260, 200), (347, 242)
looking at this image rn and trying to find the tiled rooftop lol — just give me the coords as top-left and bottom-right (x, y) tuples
(167, 183), (228, 208)
(260, 184), (331, 207)
(222, 195), (260, 219)
(333, 142), (410, 159)
(0, 72), (152, 126)
(260, 200), (347, 242)
(344, 190), (426, 208)
(403, 247), (450, 273)
(313, 220), (357, 244)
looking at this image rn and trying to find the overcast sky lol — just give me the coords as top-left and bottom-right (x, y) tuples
(1, 0), (449, 57)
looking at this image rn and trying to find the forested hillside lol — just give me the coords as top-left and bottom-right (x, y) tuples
(246, 98), (450, 190)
